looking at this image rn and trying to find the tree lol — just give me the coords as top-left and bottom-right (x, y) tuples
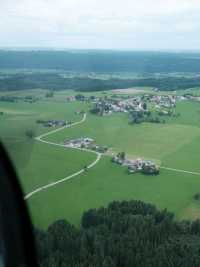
(84, 165), (88, 171)
(25, 129), (35, 139)
(45, 91), (54, 98)
(75, 94), (85, 101)
(117, 152), (126, 160)
(193, 193), (200, 200)
(120, 152), (126, 160)
(143, 102), (147, 110)
(102, 257), (115, 267)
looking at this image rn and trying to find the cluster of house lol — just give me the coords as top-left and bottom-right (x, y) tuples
(66, 94), (87, 102)
(90, 93), (185, 116)
(66, 92), (197, 113)
(114, 97), (145, 112)
(112, 153), (160, 175)
(66, 92), (195, 121)
(64, 137), (108, 153)
(90, 96), (146, 116)
(67, 93), (186, 118)
(66, 96), (76, 102)
(90, 94), (180, 118)
(183, 95), (200, 102)
(64, 137), (94, 148)
(36, 119), (67, 127)
(148, 95), (177, 109)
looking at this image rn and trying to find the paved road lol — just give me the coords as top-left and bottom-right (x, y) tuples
(25, 113), (102, 200)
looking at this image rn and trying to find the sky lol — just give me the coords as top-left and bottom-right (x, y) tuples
(0, 0), (200, 51)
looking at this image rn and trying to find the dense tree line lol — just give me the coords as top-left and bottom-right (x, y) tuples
(1, 73), (200, 92)
(0, 95), (38, 103)
(0, 95), (21, 102)
(35, 200), (200, 267)
(1, 51), (200, 73)
(130, 110), (165, 124)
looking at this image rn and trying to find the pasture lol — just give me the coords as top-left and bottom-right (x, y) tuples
(1, 89), (200, 229)
(28, 156), (200, 228)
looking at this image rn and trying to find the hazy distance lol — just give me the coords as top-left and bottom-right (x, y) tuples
(0, 0), (200, 51)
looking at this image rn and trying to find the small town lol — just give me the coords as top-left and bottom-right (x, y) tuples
(65, 92), (200, 120)
(89, 93), (182, 117)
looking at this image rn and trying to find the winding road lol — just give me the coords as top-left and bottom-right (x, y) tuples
(25, 112), (200, 200)
(24, 113), (102, 200)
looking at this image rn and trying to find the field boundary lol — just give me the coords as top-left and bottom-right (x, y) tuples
(24, 113), (102, 200)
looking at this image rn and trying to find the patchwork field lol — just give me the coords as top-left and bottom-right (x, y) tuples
(1, 89), (200, 229)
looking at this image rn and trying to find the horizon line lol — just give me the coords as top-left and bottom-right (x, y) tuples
(0, 47), (200, 53)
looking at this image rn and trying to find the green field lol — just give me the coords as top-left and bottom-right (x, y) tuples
(1, 89), (200, 229)
(28, 157), (200, 228)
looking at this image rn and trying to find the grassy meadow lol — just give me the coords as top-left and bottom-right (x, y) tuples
(28, 156), (200, 228)
(1, 89), (200, 229)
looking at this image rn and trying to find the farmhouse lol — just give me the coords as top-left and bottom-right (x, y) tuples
(64, 138), (109, 153)
(128, 159), (159, 175)
(112, 153), (159, 175)
(36, 119), (67, 127)
(91, 144), (109, 153)
(64, 137), (94, 148)
(66, 96), (75, 102)
(186, 95), (200, 102)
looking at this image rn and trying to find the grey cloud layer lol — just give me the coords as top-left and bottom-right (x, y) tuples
(0, 0), (200, 49)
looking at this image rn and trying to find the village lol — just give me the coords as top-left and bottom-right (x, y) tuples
(112, 152), (160, 175)
(34, 93), (183, 129)
(35, 92), (198, 129)
(88, 93), (181, 116)
(65, 91), (200, 121)
(88, 94), (182, 125)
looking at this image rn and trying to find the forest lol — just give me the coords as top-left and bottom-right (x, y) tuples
(35, 200), (200, 267)
(1, 73), (200, 91)
(1, 50), (200, 73)
(1, 51), (200, 92)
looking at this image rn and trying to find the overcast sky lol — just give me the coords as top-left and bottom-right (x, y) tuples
(1, 0), (200, 50)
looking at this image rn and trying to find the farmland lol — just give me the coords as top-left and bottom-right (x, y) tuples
(1, 89), (200, 229)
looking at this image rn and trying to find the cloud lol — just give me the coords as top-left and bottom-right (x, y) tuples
(0, 0), (200, 49)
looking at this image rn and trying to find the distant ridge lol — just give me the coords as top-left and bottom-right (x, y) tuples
(1, 50), (200, 72)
